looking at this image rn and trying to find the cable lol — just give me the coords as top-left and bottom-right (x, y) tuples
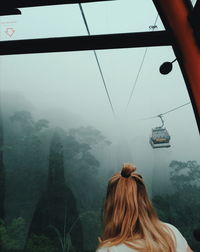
(78, 3), (115, 116)
(126, 14), (159, 110)
(126, 47), (148, 109)
(79, 4), (90, 35)
(143, 102), (191, 120)
(161, 102), (191, 116)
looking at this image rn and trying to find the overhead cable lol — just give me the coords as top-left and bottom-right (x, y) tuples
(160, 102), (191, 116)
(126, 14), (159, 110)
(126, 47), (148, 109)
(78, 3), (115, 116)
(143, 102), (191, 120)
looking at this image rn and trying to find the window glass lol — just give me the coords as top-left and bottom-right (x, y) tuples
(0, 45), (200, 251)
(0, 0), (164, 41)
(192, 0), (197, 6)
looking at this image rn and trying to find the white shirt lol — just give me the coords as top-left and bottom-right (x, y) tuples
(97, 223), (188, 252)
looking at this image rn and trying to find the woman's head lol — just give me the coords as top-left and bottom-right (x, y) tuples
(99, 163), (176, 252)
(102, 164), (156, 240)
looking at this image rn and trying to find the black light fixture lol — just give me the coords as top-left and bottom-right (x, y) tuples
(159, 58), (177, 75)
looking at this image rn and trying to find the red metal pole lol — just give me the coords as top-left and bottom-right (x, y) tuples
(153, 0), (200, 132)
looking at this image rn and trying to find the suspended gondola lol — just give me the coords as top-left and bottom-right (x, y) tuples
(150, 115), (171, 149)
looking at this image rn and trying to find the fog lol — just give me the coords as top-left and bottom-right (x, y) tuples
(0, 1), (200, 251)
(1, 47), (200, 196)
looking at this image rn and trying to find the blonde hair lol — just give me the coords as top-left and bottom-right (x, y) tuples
(98, 163), (176, 251)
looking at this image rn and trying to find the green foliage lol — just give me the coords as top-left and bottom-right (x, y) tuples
(153, 160), (200, 251)
(0, 217), (26, 251)
(26, 234), (57, 252)
(80, 211), (101, 250)
(69, 126), (111, 146)
(4, 112), (49, 224)
(0, 106), (5, 220)
(170, 160), (200, 189)
(3, 109), (110, 252)
(10, 111), (34, 127)
(152, 195), (171, 222)
(10, 111), (49, 133)
(49, 210), (100, 252)
(35, 119), (49, 132)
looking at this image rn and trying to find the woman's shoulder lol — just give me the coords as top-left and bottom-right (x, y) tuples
(163, 222), (188, 251)
(96, 246), (115, 252)
(96, 244), (137, 252)
(97, 223), (189, 252)
(163, 222), (185, 236)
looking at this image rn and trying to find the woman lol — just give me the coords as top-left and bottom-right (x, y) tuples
(97, 163), (193, 252)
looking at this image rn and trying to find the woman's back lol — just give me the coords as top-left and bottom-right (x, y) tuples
(97, 223), (188, 252)
(97, 164), (192, 252)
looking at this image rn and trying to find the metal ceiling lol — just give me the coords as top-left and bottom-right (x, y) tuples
(0, 0), (115, 9)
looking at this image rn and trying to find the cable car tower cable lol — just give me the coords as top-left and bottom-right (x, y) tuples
(126, 47), (148, 109)
(159, 102), (191, 116)
(78, 3), (116, 116)
(143, 102), (191, 120)
(126, 14), (159, 110)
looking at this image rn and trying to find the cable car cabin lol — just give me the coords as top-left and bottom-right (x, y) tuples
(150, 127), (171, 148)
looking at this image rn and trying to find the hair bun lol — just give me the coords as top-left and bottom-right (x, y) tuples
(121, 163), (136, 178)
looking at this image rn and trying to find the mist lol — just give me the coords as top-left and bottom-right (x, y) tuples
(0, 0), (200, 251)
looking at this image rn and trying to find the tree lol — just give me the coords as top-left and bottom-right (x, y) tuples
(0, 217), (26, 251)
(5, 111), (49, 222)
(0, 106), (5, 252)
(4, 109), (110, 251)
(0, 106), (5, 219)
(25, 234), (56, 252)
(28, 131), (83, 252)
(64, 128), (108, 251)
(153, 160), (200, 251)
(169, 160), (200, 189)
(69, 126), (111, 146)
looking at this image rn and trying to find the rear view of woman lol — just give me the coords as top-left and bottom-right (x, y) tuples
(97, 163), (193, 252)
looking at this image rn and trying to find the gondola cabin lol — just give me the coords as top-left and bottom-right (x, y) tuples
(150, 127), (171, 148)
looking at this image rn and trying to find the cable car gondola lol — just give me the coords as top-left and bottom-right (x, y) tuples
(150, 115), (171, 149)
